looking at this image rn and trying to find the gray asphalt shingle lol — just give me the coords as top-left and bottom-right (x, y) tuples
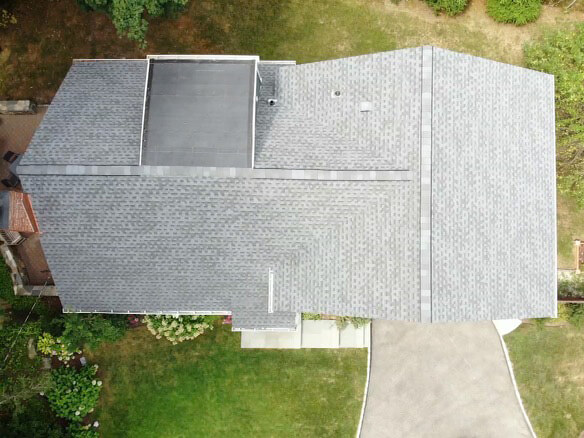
(21, 60), (146, 166)
(18, 48), (557, 329)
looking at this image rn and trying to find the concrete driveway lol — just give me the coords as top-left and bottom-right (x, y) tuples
(360, 320), (532, 438)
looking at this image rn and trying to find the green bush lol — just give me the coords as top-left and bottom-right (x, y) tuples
(335, 316), (371, 329)
(558, 274), (584, 299)
(487, 0), (542, 25)
(76, 0), (189, 44)
(0, 397), (65, 438)
(425, 0), (468, 15)
(60, 314), (126, 351)
(46, 365), (101, 422)
(302, 313), (322, 320)
(0, 260), (58, 333)
(144, 315), (214, 344)
(525, 25), (584, 200)
(66, 423), (99, 438)
(563, 303), (584, 327)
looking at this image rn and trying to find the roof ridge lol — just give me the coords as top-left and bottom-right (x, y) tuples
(419, 46), (433, 323)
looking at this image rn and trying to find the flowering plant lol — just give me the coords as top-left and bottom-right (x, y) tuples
(67, 422), (99, 438)
(143, 315), (214, 345)
(127, 314), (140, 327)
(46, 364), (101, 422)
(37, 332), (80, 363)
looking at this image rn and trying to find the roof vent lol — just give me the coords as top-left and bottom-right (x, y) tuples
(268, 98), (277, 106)
(360, 101), (373, 112)
(332, 90), (341, 98)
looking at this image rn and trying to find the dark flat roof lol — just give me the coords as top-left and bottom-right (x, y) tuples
(142, 59), (256, 167)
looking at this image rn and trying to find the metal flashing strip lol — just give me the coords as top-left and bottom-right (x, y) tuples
(147, 54), (260, 62)
(138, 58), (151, 166)
(251, 58), (259, 168)
(268, 268), (274, 314)
(17, 165), (413, 181)
(420, 46), (433, 323)
(258, 60), (297, 65)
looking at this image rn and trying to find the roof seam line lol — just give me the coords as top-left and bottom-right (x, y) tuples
(16, 165), (414, 181)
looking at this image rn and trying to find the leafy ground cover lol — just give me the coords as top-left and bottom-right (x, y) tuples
(87, 324), (367, 438)
(505, 318), (584, 437)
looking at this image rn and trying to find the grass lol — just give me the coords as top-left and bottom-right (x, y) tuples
(86, 323), (367, 438)
(505, 322), (584, 437)
(2, 0), (583, 102)
(557, 192), (584, 269)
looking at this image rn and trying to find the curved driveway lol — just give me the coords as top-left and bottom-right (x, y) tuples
(360, 320), (533, 437)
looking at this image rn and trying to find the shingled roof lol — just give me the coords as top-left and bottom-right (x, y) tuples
(18, 47), (557, 330)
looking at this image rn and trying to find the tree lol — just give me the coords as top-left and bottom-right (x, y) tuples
(77, 0), (189, 45)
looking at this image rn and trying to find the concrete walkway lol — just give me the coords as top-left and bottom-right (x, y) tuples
(360, 320), (532, 438)
(241, 320), (370, 348)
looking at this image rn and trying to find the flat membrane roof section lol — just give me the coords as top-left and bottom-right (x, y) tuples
(142, 59), (256, 167)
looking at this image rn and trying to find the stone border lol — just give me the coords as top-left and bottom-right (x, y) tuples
(420, 46), (433, 323)
(17, 165), (413, 181)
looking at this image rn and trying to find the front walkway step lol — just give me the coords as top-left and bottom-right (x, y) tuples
(301, 320), (339, 348)
(241, 329), (301, 349)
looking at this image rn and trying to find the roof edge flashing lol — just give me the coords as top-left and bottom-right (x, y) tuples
(147, 54), (260, 62)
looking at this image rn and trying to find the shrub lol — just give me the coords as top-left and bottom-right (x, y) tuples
(144, 315), (214, 344)
(66, 423), (99, 438)
(77, 0), (189, 44)
(558, 274), (584, 299)
(563, 303), (584, 327)
(37, 332), (78, 363)
(0, 321), (51, 411)
(0, 8), (16, 29)
(302, 313), (322, 320)
(425, 0), (468, 15)
(0, 397), (65, 438)
(335, 316), (371, 329)
(525, 25), (584, 200)
(487, 0), (542, 25)
(0, 260), (51, 320)
(60, 314), (126, 351)
(46, 365), (101, 422)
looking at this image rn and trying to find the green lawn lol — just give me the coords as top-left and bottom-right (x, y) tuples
(87, 323), (367, 438)
(557, 192), (584, 269)
(505, 322), (584, 437)
(2, 0), (582, 102)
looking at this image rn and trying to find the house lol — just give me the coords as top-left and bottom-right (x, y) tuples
(12, 47), (557, 331)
